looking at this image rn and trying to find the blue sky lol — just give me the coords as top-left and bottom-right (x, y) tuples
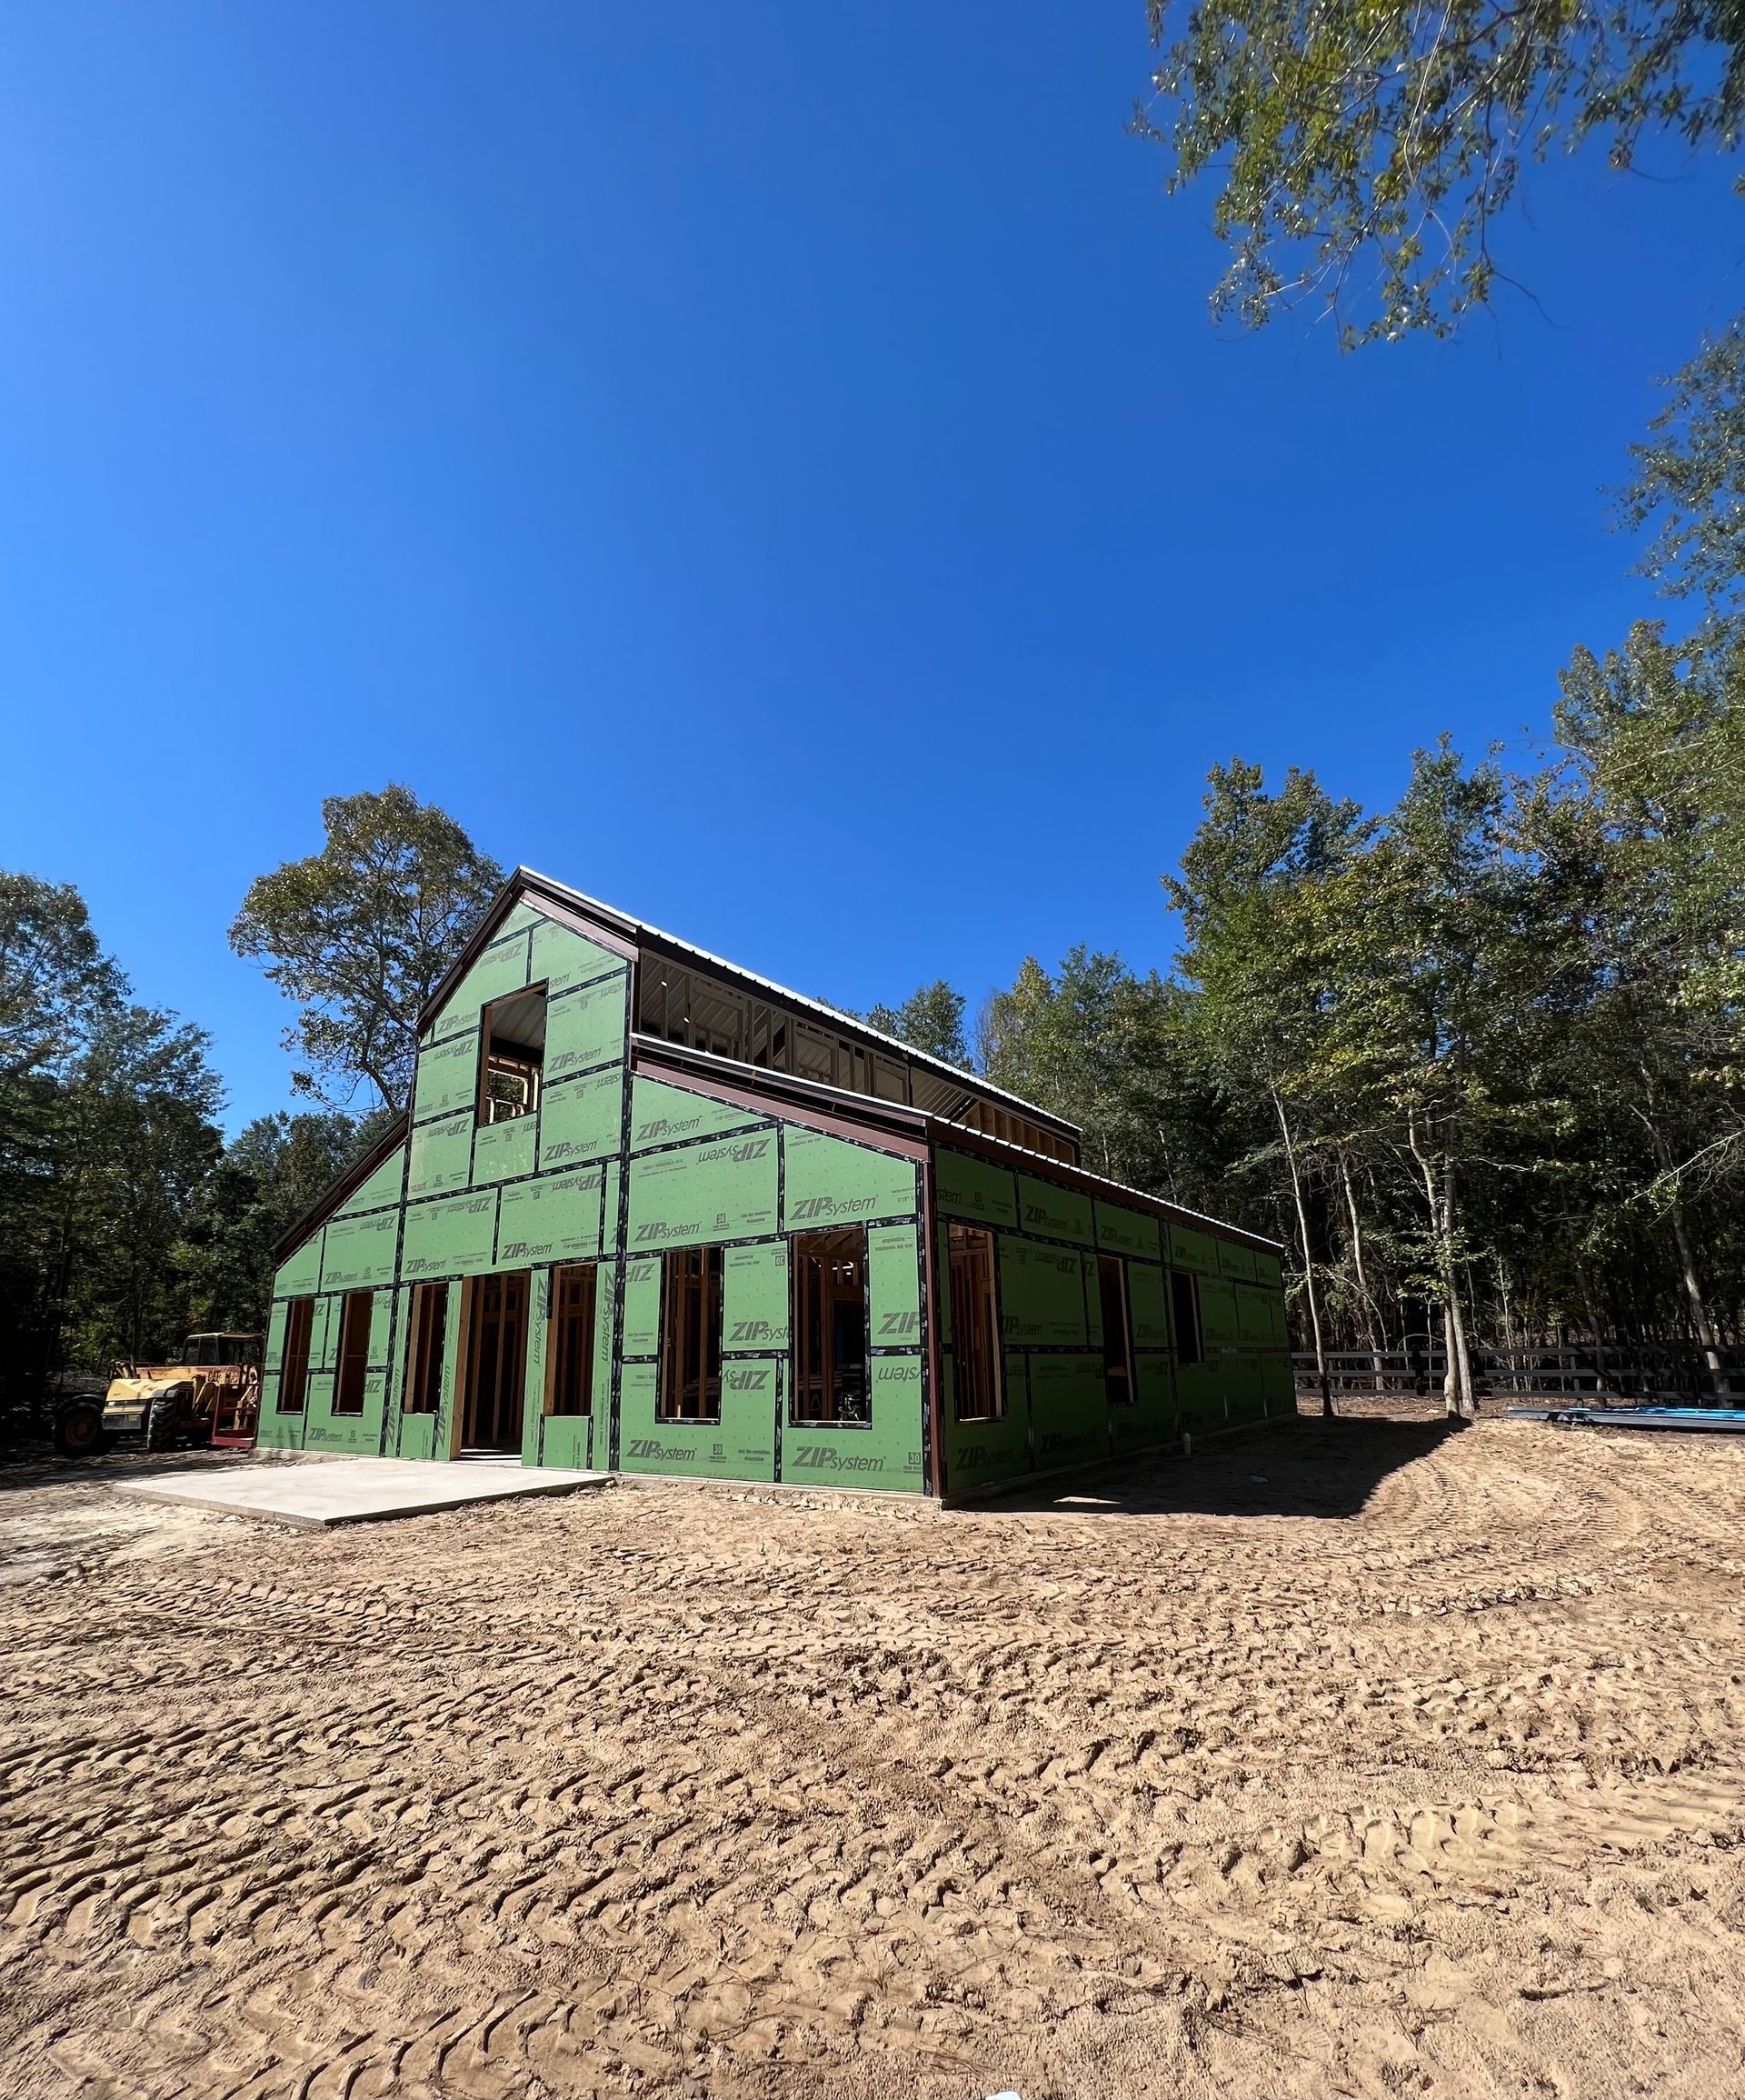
(2, 4), (1740, 1128)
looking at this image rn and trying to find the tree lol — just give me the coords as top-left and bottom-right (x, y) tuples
(177, 1110), (373, 1333)
(1166, 763), (1374, 1412)
(1536, 623), (1745, 1358)
(0, 873), (122, 1085)
(1136, 0), (1745, 343)
(865, 980), (972, 1067)
(230, 786), (504, 1115)
(1617, 318), (1745, 649)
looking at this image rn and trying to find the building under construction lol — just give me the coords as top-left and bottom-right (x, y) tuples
(260, 871), (1293, 1497)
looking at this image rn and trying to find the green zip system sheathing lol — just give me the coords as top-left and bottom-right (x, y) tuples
(932, 1143), (1291, 1497)
(259, 883), (1291, 1495)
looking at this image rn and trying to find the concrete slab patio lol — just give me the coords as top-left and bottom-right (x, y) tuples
(115, 1455), (611, 1528)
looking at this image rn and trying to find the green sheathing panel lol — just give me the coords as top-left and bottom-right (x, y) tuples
(319, 1207), (399, 1293)
(1029, 1355), (1109, 1474)
(496, 1165), (604, 1268)
(541, 1069), (624, 1171)
(784, 1131), (920, 1230)
(622, 1255), (662, 1359)
(302, 1289), (392, 1455)
(1170, 1221), (1222, 1275)
(496, 899), (546, 943)
(521, 1269), (551, 1464)
(472, 1112), (535, 1187)
(336, 1146), (405, 1218)
(435, 931), (533, 1037)
(277, 1231), (323, 1299)
(1096, 1202), (1162, 1264)
(943, 1353), (1030, 1495)
(617, 1357), (775, 1480)
(401, 1191), (498, 1282)
(1131, 1354), (1177, 1447)
(546, 971), (629, 1085)
(788, 1356), (925, 1489)
(934, 1148), (1018, 1229)
(543, 1413), (593, 1470)
(868, 1222), (922, 1347)
(998, 1240), (1089, 1347)
(1128, 1263), (1173, 1352)
(629, 1075), (763, 1152)
(724, 1240), (789, 1353)
(1017, 1175), (1094, 1247)
(257, 1298), (295, 1446)
(1177, 1358), (1228, 1426)
(1201, 1275), (1241, 1352)
(414, 1029), (479, 1125)
(1220, 1240), (1259, 1284)
(408, 1110), (473, 1199)
(628, 1130), (778, 1253)
(531, 915), (622, 993)
(1253, 1248), (1283, 1291)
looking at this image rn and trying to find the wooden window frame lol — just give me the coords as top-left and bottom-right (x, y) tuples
(659, 1246), (723, 1423)
(333, 1290), (374, 1416)
(278, 1296), (314, 1414)
(477, 983), (549, 1127)
(545, 1263), (598, 1418)
(402, 1282), (447, 1416)
(1097, 1254), (1136, 1405)
(1171, 1270), (1204, 1365)
(790, 1226), (872, 1426)
(948, 1224), (1004, 1423)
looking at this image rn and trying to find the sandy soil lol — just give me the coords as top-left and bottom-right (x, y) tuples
(4, 1409), (1745, 2100)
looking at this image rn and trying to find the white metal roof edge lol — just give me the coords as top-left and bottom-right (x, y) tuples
(519, 865), (1082, 1138)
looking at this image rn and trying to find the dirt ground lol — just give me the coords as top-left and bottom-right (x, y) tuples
(4, 1408), (1745, 2100)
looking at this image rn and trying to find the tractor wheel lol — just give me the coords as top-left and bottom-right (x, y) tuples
(145, 1385), (189, 1452)
(53, 1399), (111, 1460)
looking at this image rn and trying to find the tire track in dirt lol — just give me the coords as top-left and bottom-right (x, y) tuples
(6, 1416), (1745, 2098)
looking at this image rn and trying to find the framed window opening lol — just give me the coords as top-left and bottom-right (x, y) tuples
(334, 1291), (374, 1415)
(278, 1297), (314, 1414)
(1097, 1254), (1135, 1405)
(948, 1223), (1003, 1422)
(402, 1282), (448, 1415)
(660, 1246), (723, 1422)
(1171, 1270), (1204, 1365)
(478, 982), (549, 1126)
(547, 1263), (598, 1417)
(792, 1227), (871, 1425)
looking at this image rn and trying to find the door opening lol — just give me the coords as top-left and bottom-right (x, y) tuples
(461, 1270), (531, 1452)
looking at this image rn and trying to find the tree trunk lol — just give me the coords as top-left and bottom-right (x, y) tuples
(1338, 1152), (1388, 1380)
(1408, 1108), (1473, 1418)
(1642, 1095), (1723, 1384)
(1273, 1085), (1332, 1418)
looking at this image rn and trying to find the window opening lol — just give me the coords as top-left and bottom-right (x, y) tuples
(1172, 1270), (1204, 1365)
(278, 1297), (314, 1413)
(548, 1264), (598, 1416)
(948, 1224), (1003, 1422)
(792, 1228), (871, 1424)
(478, 982), (548, 1125)
(334, 1291), (374, 1415)
(660, 1246), (723, 1422)
(1098, 1255), (1135, 1405)
(402, 1283), (447, 1415)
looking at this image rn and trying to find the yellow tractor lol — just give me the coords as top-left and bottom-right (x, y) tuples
(53, 1334), (264, 1459)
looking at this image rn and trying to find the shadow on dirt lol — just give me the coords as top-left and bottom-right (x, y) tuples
(0, 1446), (287, 1495)
(986, 1415), (1467, 1521)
